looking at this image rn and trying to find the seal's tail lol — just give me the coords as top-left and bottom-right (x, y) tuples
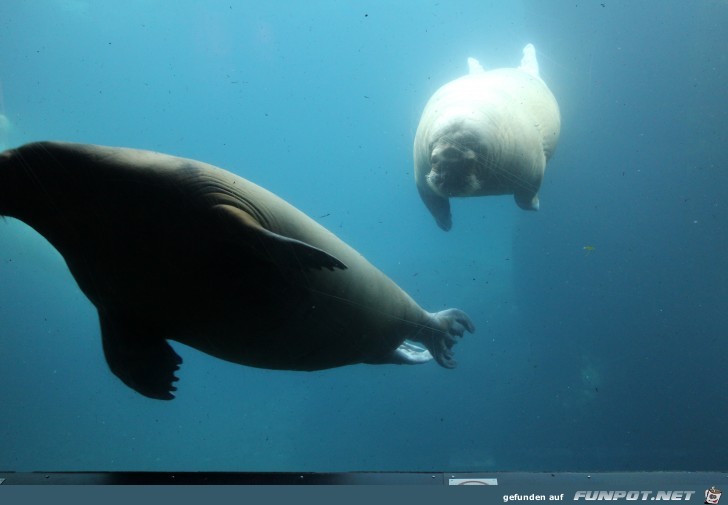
(414, 308), (475, 369)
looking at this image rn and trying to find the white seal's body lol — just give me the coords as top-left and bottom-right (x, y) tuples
(414, 44), (561, 230)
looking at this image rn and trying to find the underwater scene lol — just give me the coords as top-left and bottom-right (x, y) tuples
(0, 0), (726, 472)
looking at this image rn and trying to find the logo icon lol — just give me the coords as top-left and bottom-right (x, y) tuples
(706, 487), (722, 505)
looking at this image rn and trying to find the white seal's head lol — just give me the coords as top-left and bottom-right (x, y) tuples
(426, 142), (481, 197)
(424, 115), (490, 198)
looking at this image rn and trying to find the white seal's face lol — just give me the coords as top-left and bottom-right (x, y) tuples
(426, 129), (483, 198)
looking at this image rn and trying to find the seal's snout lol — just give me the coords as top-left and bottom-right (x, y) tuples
(427, 143), (479, 197)
(430, 144), (476, 167)
(433, 145), (461, 163)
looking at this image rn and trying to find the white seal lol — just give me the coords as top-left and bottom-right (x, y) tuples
(413, 44), (561, 230)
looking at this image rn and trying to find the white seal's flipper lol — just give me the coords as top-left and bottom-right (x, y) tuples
(467, 57), (485, 75)
(519, 43), (540, 77)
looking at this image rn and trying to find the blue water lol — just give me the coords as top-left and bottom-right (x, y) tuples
(0, 0), (726, 472)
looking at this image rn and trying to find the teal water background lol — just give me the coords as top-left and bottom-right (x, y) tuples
(0, 0), (726, 471)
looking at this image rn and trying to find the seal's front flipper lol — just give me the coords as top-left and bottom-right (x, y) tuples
(366, 341), (433, 365)
(514, 191), (540, 211)
(213, 204), (347, 271)
(100, 313), (182, 400)
(417, 186), (452, 231)
(412, 309), (475, 369)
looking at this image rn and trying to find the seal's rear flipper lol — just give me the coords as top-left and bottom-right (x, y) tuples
(100, 313), (182, 400)
(519, 43), (540, 77)
(467, 57), (485, 75)
(213, 204), (347, 271)
(411, 309), (475, 369)
(366, 341), (433, 365)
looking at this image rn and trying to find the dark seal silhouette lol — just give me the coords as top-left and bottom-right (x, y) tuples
(0, 142), (474, 399)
